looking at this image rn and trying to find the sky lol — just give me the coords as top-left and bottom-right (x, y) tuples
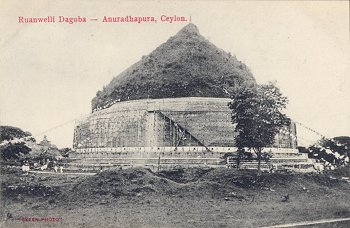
(0, 1), (349, 148)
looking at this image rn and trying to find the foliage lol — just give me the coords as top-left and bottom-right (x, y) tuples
(22, 152), (57, 163)
(319, 136), (350, 157)
(237, 148), (254, 161)
(261, 151), (273, 162)
(91, 24), (256, 110)
(0, 125), (32, 142)
(221, 152), (238, 160)
(0, 126), (35, 161)
(307, 137), (350, 168)
(228, 82), (290, 174)
(0, 125), (66, 163)
(297, 146), (308, 154)
(1, 142), (31, 160)
(333, 136), (350, 147)
(59, 147), (74, 157)
(308, 145), (337, 164)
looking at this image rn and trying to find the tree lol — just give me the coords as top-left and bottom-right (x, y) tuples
(319, 137), (350, 157)
(1, 142), (31, 160)
(228, 82), (290, 175)
(0, 126), (32, 142)
(306, 137), (350, 168)
(0, 126), (34, 161)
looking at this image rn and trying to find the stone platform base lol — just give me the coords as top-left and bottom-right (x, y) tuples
(61, 147), (316, 173)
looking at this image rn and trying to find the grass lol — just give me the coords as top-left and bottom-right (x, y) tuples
(1, 166), (350, 227)
(91, 24), (256, 110)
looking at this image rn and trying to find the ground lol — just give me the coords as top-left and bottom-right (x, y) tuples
(1, 166), (350, 228)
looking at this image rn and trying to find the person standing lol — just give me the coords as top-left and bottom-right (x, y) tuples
(22, 160), (30, 174)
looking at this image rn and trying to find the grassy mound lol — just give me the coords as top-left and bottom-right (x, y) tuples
(65, 168), (181, 202)
(58, 167), (347, 204)
(92, 24), (256, 110)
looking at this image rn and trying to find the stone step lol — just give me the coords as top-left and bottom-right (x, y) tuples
(61, 162), (226, 172)
(271, 153), (308, 158)
(239, 161), (316, 173)
(270, 158), (309, 163)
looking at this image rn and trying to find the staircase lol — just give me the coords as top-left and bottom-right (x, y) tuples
(237, 150), (316, 173)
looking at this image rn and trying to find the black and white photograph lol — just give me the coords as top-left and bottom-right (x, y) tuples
(1, 1), (349, 227)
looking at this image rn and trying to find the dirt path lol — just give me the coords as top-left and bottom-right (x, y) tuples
(28, 170), (96, 175)
(262, 217), (350, 228)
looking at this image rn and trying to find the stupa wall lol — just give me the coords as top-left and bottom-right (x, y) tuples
(73, 97), (296, 152)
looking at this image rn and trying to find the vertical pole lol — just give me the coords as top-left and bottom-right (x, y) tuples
(158, 154), (161, 172)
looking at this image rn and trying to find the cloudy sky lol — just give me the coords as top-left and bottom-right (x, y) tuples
(0, 1), (349, 147)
